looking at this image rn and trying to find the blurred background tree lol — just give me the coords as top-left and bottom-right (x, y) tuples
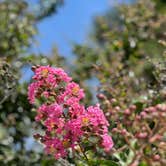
(71, 0), (166, 165)
(72, 0), (166, 107)
(0, 0), (66, 165)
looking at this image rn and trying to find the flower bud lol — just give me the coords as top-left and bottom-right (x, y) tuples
(140, 111), (147, 118)
(31, 65), (40, 71)
(161, 112), (166, 118)
(136, 132), (148, 139)
(156, 104), (166, 111)
(124, 109), (130, 115)
(31, 66), (37, 71)
(121, 129), (127, 135)
(129, 105), (136, 111)
(110, 98), (117, 103)
(149, 134), (162, 143)
(112, 128), (118, 133)
(97, 93), (105, 99)
(115, 106), (120, 111)
(33, 133), (42, 140)
(153, 154), (160, 161)
(136, 115), (141, 120)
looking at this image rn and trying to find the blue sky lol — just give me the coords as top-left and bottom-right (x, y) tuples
(23, 0), (111, 82)
(23, 0), (134, 96)
(22, 0), (133, 82)
(32, 0), (109, 57)
(32, 0), (133, 57)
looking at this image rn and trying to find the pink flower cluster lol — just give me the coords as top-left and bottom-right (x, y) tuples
(138, 104), (166, 120)
(28, 66), (113, 159)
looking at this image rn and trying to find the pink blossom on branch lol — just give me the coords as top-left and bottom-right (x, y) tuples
(101, 134), (114, 152)
(28, 65), (113, 159)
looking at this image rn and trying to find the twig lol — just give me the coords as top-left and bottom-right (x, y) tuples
(78, 143), (89, 162)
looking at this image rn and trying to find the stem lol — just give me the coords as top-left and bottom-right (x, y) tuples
(123, 135), (135, 152)
(78, 143), (89, 162)
(112, 145), (127, 153)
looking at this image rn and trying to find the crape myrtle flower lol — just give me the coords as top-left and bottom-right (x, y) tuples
(28, 66), (113, 159)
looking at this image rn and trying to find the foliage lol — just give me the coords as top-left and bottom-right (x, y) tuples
(71, 0), (166, 165)
(72, 0), (166, 106)
(34, 0), (64, 21)
(0, 0), (64, 165)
